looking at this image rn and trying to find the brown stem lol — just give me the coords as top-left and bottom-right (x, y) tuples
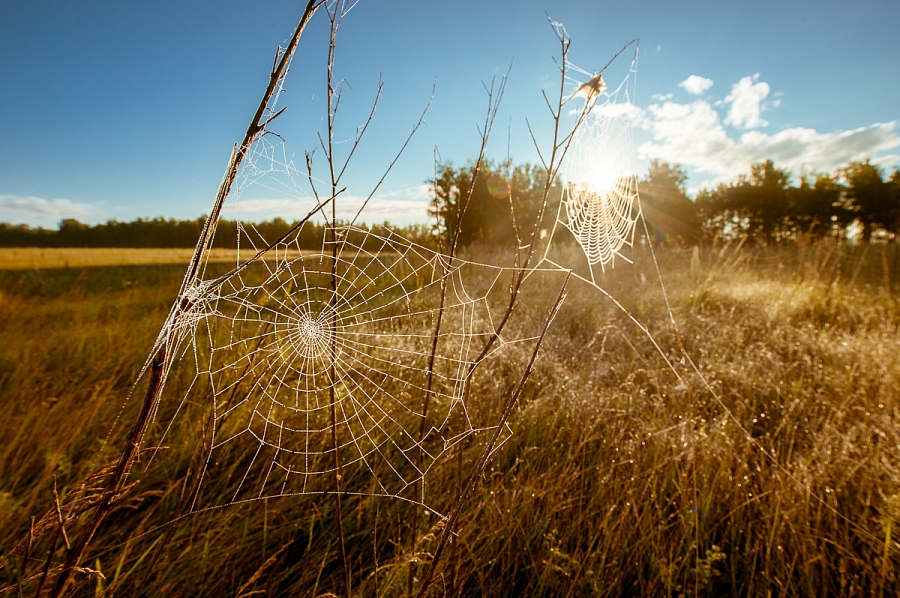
(46, 3), (323, 596)
(415, 276), (569, 598)
(17, 518), (34, 598)
(49, 347), (167, 598)
(409, 71), (509, 597)
(34, 530), (59, 598)
(415, 22), (601, 595)
(322, 2), (352, 595)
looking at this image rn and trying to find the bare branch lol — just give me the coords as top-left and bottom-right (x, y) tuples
(525, 118), (548, 169)
(416, 275), (570, 598)
(305, 149), (320, 200)
(349, 78), (435, 227)
(259, 106), (287, 131)
(336, 75), (384, 183)
(541, 89), (556, 117)
(46, 3), (324, 595)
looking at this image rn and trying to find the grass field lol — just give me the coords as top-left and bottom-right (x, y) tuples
(0, 248), (236, 270)
(0, 241), (898, 596)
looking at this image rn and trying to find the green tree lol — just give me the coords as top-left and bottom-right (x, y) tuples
(842, 160), (896, 240)
(743, 160), (792, 241)
(696, 160), (792, 243)
(638, 160), (699, 245)
(787, 172), (848, 237)
(429, 161), (560, 249)
(890, 168), (900, 235)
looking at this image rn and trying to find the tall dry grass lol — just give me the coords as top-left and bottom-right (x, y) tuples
(0, 240), (898, 596)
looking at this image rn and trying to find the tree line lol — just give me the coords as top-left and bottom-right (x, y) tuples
(675, 159), (899, 244)
(2, 158), (898, 249)
(430, 158), (900, 248)
(0, 217), (433, 250)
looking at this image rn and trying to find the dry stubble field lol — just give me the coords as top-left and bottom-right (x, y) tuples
(0, 241), (898, 597)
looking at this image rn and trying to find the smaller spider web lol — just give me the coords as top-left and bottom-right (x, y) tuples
(555, 49), (642, 273)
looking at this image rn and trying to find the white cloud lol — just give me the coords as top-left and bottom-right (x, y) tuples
(0, 195), (93, 225)
(225, 185), (433, 225)
(638, 100), (733, 172)
(636, 76), (900, 188)
(678, 75), (713, 95)
(723, 73), (770, 129)
(652, 92), (673, 101)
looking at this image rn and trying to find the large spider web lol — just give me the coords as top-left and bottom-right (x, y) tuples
(132, 91), (568, 514)
(125, 20), (636, 525)
(136, 40), (636, 516)
(175, 226), (562, 510)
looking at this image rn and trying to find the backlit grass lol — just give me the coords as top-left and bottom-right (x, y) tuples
(0, 241), (897, 596)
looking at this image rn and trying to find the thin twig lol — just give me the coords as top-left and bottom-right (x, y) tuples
(409, 67), (509, 597)
(349, 79), (436, 227)
(46, 3), (323, 596)
(323, 2), (352, 594)
(415, 275), (570, 597)
(51, 477), (70, 552)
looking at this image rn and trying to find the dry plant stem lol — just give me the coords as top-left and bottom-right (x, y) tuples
(323, 3), (351, 594)
(129, 195), (334, 590)
(433, 25), (592, 594)
(348, 83), (435, 227)
(34, 532), (59, 598)
(415, 276), (570, 598)
(184, 0), (322, 291)
(49, 347), (166, 598)
(408, 72), (509, 597)
(475, 21), (588, 369)
(45, 4), (323, 596)
(16, 519), (33, 598)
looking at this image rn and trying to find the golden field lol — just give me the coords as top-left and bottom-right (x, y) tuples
(0, 241), (898, 597)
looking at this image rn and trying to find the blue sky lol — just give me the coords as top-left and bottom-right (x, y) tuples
(1, 0), (898, 228)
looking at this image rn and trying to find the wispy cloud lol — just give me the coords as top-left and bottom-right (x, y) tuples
(723, 73), (769, 129)
(629, 74), (900, 189)
(678, 75), (713, 95)
(224, 185), (433, 224)
(0, 194), (94, 226)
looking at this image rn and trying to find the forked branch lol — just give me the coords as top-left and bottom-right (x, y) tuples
(45, 3), (324, 596)
(415, 275), (570, 598)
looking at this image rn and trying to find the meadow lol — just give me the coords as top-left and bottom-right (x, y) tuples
(0, 240), (898, 597)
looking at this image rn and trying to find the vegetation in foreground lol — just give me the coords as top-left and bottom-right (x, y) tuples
(0, 240), (898, 596)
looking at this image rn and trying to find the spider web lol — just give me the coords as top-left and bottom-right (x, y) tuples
(547, 46), (642, 276)
(176, 225), (562, 511)
(135, 105), (567, 514)
(139, 36), (632, 515)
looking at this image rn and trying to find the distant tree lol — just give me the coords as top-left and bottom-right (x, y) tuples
(842, 160), (896, 240)
(0, 217), (335, 249)
(696, 160), (792, 243)
(694, 185), (727, 241)
(429, 161), (560, 249)
(58, 218), (93, 246)
(743, 160), (792, 241)
(638, 160), (699, 245)
(787, 172), (848, 237)
(0, 223), (55, 247)
(890, 168), (900, 235)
